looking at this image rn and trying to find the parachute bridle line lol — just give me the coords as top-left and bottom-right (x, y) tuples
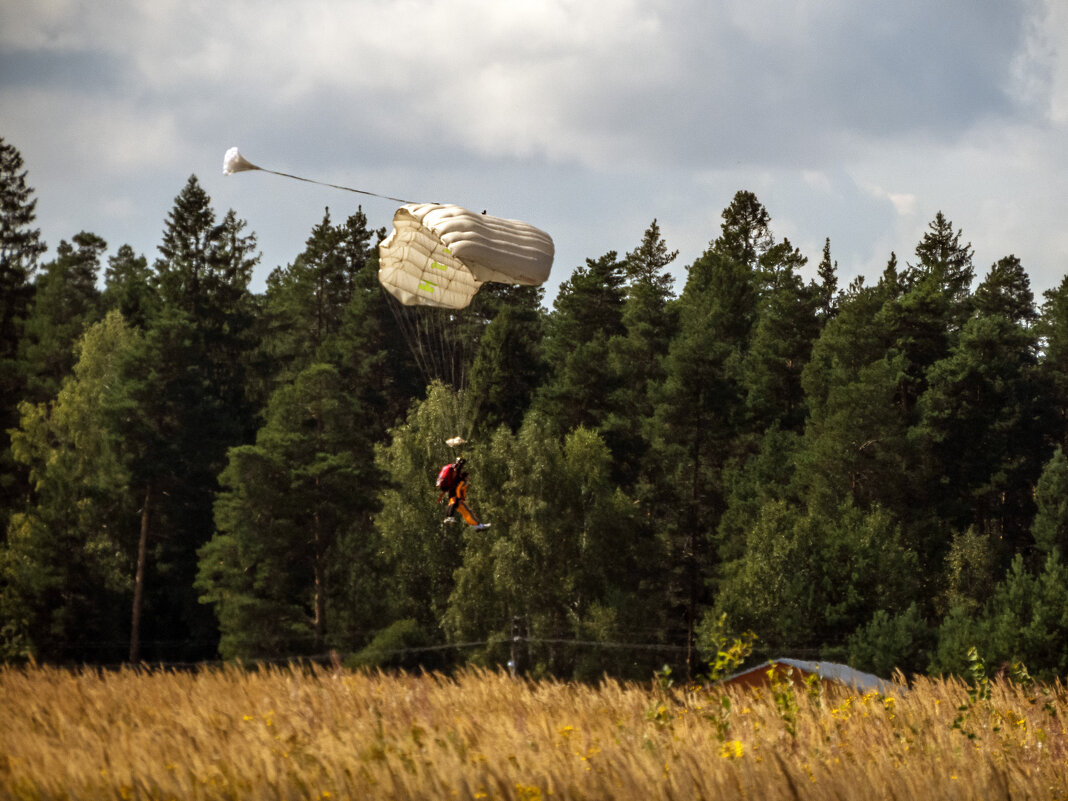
(254, 167), (414, 205)
(222, 146), (414, 205)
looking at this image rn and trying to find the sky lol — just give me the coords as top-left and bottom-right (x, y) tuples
(2, 0), (1067, 304)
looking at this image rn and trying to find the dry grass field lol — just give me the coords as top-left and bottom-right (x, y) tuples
(2, 661), (1067, 800)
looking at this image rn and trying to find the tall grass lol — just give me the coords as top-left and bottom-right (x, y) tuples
(2, 662), (1066, 799)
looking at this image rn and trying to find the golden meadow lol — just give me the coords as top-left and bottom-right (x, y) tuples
(2, 662), (1067, 800)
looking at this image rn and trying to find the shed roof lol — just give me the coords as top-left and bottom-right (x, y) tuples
(720, 659), (897, 694)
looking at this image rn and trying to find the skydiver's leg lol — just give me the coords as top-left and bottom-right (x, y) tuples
(456, 501), (480, 526)
(444, 494), (460, 523)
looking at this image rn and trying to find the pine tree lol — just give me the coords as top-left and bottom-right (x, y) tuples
(122, 176), (261, 661)
(467, 300), (545, 435)
(19, 232), (105, 402)
(0, 138), (47, 530)
(198, 364), (380, 658)
(914, 257), (1046, 551)
(604, 221), (679, 484)
(796, 278), (913, 521)
(712, 190), (773, 269)
(743, 239), (819, 433)
(533, 252), (627, 434)
(648, 242), (758, 676)
(103, 244), (157, 329)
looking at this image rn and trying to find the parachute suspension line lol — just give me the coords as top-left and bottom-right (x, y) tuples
(384, 294), (468, 391)
(385, 295), (435, 386)
(422, 306), (468, 391)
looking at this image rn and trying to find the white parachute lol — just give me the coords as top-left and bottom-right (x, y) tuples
(378, 203), (554, 310)
(223, 147), (554, 384)
(223, 148), (554, 311)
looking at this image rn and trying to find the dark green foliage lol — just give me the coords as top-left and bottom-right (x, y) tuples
(20, 232), (105, 403)
(467, 299), (545, 435)
(1038, 275), (1068, 446)
(930, 553), (1068, 681)
(602, 221), (678, 485)
(715, 500), (919, 650)
(743, 239), (820, 432)
(913, 312), (1045, 549)
(198, 364), (381, 659)
(533, 251), (627, 435)
(0, 138), (47, 532)
(2, 312), (142, 661)
(847, 603), (933, 678)
(713, 190), (773, 268)
(813, 238), (839, 321)
(350, 618), (436, 670)
(103, 244), (157, 329)
(5, 149), (1068, 682)
(716, 426), (802, 564)
(262, 206), (384, 380)
(1032, 447), (1068, 557)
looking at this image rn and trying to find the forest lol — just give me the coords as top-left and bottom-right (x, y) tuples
(3, 134), (1068, 682)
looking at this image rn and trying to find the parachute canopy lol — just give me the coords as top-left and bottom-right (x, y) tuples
(378, 203), (554, 310)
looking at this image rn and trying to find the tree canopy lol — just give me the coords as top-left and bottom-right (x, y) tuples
(3, 137), (1068, 681)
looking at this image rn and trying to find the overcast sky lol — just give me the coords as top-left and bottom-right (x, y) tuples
(2, 0), (1066, 304)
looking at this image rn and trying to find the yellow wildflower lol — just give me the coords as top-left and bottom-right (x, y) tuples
(719, 739), (745, 759)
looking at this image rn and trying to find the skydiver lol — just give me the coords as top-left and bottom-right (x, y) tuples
(436, 457), (490, 530)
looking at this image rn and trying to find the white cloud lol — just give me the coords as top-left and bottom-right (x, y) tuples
(7, 88), (186, 175)
(2, 0), (1066, 297)
(0, 0), (84, 50)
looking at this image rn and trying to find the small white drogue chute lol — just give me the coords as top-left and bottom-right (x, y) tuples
(222, 147), (410, 202)
(378, 203), (554, 310)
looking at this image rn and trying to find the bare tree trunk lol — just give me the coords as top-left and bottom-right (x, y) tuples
(129, 481), (151, 663)
(313, 489), (325, 650)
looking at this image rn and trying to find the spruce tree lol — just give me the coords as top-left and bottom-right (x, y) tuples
(743, 239), (819, 433)
(604, 221), (679, 485)
(814, 237), (839, 322)
(103, 244), (157, 329)
(19, 232), (105, 402)
(0, 138), (47, 530)
(1038, 275), (1068, 446)
(533, 252), (627, 435)
(648, 241), (758, 676)
(914, 257), (1045, 552)
(123, 176), (260, 661)
(262, 206), (384, 384)
(467, 299), (545, 435)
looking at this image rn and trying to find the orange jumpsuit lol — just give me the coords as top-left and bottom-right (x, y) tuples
(446, 479), (482, 526)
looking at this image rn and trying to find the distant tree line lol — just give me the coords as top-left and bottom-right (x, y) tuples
(4, 135), (1068, 680)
